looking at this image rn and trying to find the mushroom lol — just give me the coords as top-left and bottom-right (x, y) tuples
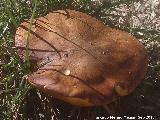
(15, 9), (148, 106)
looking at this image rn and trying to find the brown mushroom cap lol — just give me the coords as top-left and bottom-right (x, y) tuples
(15, 9), (148, 106)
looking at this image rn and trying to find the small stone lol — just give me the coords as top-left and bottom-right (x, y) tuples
(63, 69), (70, 76)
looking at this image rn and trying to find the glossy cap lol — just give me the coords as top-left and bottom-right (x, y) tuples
(15, 9), (148, 106)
